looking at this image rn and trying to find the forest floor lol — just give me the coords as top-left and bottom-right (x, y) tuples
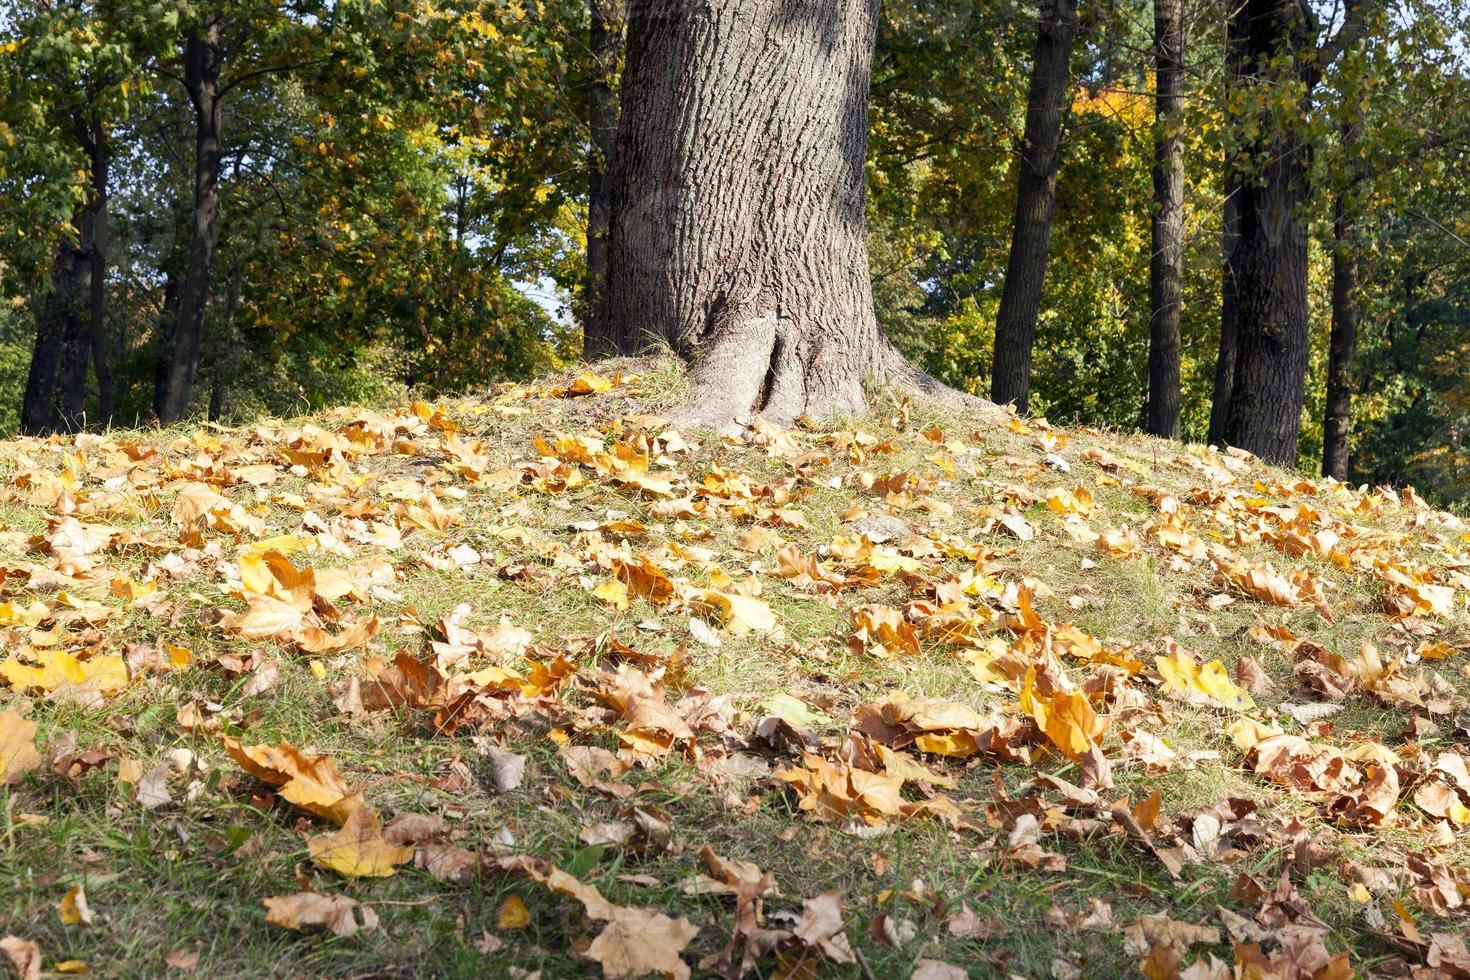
(3, 357), (1470, 979)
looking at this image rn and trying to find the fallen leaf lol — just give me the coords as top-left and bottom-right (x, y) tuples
(307, 808), (415, 878)
(498, 895), (531, 929)
(223, 737), (363, 824)
(263, 892), (379, 936)
(0, 712), (42, 785)
(0, 936), (41, 980)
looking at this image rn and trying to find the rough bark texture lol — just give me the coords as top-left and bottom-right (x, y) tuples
(599, 0), (894, 428)
(1222, 0), (1313, 466)
(1207, 172), (1239, 448)
(584, 0), (623, 350)
(1323, 190), (1358, 481)
(1145, 0), (1184, 438)
(157, 22), (223, 424)
(989, 0), (1078, 414)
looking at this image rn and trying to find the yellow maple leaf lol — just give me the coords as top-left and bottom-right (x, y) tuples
(688, 590), (776, 635)
(1020, 668), (1104, 761)
(0, 651), (128, 695)
(1156, 648), (1254, 711)
(308, 808), (414, 878)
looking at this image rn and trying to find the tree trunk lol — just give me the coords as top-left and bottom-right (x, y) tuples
(1322, 189), (1358, 481)
(989, 0), (1079, 413)
(584, 0), (623, 351)
(1207, 173), (1239, 447)
(21, 235), (86, 434)
(599, 0), (893, 429)
(59, 213), (92, 429)
(1222, 0), (1313, 466)
(1145, 0), (1184, 438)
(157, 22), (223, 424)
(88, 120), (114, 424)
(152, 268), (182, 422)
(1207, 2), (1246, 449)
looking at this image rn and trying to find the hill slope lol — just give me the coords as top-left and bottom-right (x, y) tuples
(3, 357), (1470, 978)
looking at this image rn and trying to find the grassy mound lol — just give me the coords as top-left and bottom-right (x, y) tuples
(3, 357), (1469, 978)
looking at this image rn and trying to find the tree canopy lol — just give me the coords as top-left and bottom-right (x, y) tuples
(2, 0), (1470, 500)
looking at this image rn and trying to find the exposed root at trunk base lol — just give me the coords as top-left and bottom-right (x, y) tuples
(673, 330), (1004, 434)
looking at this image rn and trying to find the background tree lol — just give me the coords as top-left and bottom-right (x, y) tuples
(990, 0), (1080, 413)
(1218, 0), (1372, 465)
(1, 0), (152, 432)
(1145, 0), (1183, 437)
(583, 0), (622, 343)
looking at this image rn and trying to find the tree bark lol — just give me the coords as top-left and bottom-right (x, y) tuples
(599, 0), (897, 429)
(87, 119), (114, 424)
(21, 235), (87, 434)
(1145, 0), (1184, 438)
(59, 214), (91, 429)
(152, 268), (182, 422)
(989, 0), (1078, 414)
(1207, 172), (1239, 448)
(1207, 2), (1247, 448)
(1222, 0), (1313, 466)
(1322, 187), (1358, 481)
(157, 22), (223, 424)
(584, 0), (623, 352)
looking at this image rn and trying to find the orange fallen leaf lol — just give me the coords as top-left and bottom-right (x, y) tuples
(223, 737), (364, 824)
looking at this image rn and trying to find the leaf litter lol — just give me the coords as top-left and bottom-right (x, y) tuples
(2, 360), (1470, 975)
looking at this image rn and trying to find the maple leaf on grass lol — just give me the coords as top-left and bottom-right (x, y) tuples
(223, 737), (364, 824)
(0, 711), (42, 785)
(263, 892), (379, 936)
(495, 856), (700, 978)
(308, 808), (415, 878)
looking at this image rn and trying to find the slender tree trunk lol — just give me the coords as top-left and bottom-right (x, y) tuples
(584, 0), (623, 352)
(1145, 0), (1184, 438)
(1207, 174), (1239, 447)
(990, 0), (1079, 413)
(1207, 2), (1247, 448)
(600, 0), (896, 429)
(1222, 0), (1313, 466)
(157, 22), (223, 424)
(1322, 189), (1358, 480)
(88, 120), (114, 424)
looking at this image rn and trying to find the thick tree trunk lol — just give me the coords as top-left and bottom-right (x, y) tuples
(599, 0), (893, 428)
(88, 121), (114, 424)
(152, 269), (182, 422)
(1222, 0), (1313, 466)
(59, 216), (91, 429)
(21, 238), (85, 434)
(584, 0), (623, 351)
(1145, 0), (1184, 438)
(157, 23), (223, 424)
(990, 0), (1079, 414)
(1322, 191), (1357, 481)
(1207, 174), (1239, 448)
